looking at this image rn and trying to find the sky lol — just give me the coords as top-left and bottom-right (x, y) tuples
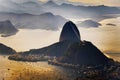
(0, 0), (119, 7)
(39, 0), (120, 7)
(68, 0), (120, 6)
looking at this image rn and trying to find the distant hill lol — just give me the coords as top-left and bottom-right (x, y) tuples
(0, 12), (67, 30)
(8, 41), (74, 61)
(43, 1), (59, 8)
(77, 20), (101, 28)
(58, 41), (108, 65)
(42, 1), (120, 19)
(0, 20), (18, 37)
(0, 0), (45, 15)
(21, 1), (45, 14)
(0, 43), (16, 55)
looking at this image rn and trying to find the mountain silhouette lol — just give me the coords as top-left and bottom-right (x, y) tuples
(58, 41), (108, 65)
(60, 21), (81, 42)
(9, 21), (109, 65)
(0, 43), (16, 55)
(0, 20), (18, 37)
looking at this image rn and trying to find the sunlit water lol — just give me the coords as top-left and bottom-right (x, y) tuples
(0, 29), (60, 52)
(0, 53), (120, 80)
(0, 17), (120, 80)
(0, 56), (77, 80)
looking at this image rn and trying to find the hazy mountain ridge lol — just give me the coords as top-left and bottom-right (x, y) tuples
(0, 0), (45, 14)
(0, 0), (119, 32)
(77, 20), (102, 28)
(42, 1), (120, 19)
(20, 1), (45, 15)
(0, 0), (119, 19)
(0, 12), (67, 30)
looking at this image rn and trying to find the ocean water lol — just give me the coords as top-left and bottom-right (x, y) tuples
(0, 56), (77, 80)
(0, 53), (120, 80)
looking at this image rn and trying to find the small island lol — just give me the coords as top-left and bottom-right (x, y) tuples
(77, 20), (101, 28)
(106, 23), (116, 26)
(0, 20), (18, 37)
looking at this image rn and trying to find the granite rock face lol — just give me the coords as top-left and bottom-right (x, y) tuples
(59, 21), (81, 42)
(58, 21), (109, 65)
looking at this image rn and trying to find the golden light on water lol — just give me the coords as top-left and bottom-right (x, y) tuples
(68, 0), (120, 6)
(0, 56), (72, 80)
(0, 29), (60, 52)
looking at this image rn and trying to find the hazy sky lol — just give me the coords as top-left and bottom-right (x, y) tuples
(39, 0), (120, 6)
(1, 0), (119, 7)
